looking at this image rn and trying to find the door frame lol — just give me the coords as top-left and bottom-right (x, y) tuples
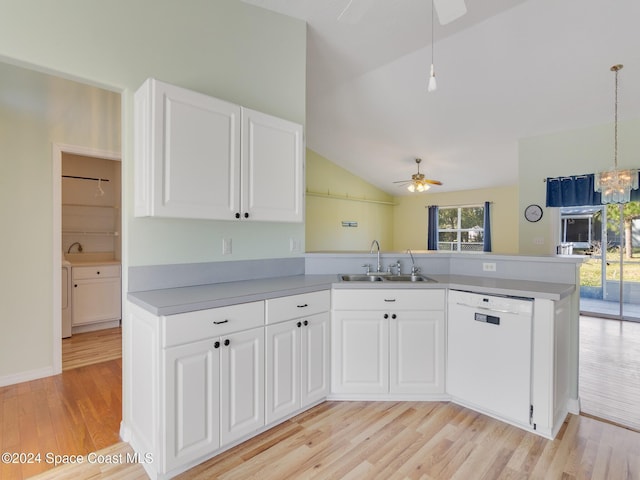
(52, 143), (121, 373)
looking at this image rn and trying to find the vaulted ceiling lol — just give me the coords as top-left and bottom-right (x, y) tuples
(242, 0), (640, 195)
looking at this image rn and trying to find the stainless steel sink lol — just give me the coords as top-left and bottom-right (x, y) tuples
(340, 274), (383, 282)
(339, 274), (436, 283)
(385, 274), (436, 282)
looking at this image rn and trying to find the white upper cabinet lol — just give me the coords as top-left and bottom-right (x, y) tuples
(134, 78), (304, 222)
(134, 78), (241, 219)
(241, 108), (303, 222)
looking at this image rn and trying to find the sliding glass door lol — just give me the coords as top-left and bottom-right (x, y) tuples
(563, 202), (640, 321)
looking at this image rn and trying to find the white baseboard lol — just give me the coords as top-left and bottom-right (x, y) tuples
(0, 366), (55, 387)
(72, 319), (121, 334)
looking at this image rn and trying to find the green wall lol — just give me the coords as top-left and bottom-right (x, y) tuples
(306, 149), (395, 252)
(306, 150), (519, 254)
(0, 0), (306, 381)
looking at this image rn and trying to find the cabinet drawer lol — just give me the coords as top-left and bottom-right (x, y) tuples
(163, 301), (264, 347)
(72, 265), (120, 280)
(265, 290), (330, 324)
(332, 289), (444, 311)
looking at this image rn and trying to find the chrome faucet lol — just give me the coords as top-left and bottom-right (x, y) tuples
(407, 248), (420, 275)
(67, 242), (83, 254)
(370, 240), (381, 273)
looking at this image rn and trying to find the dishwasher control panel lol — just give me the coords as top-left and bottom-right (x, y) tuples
(474, 312), (500, 325)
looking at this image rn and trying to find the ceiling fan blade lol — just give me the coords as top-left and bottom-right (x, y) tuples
(392, 180), (411, 184)
(433, 0), (467, 25)
(337, 0), (375, 24)
(425, 179), (443, 185)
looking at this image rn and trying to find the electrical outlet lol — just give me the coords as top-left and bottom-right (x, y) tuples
(222, 237), (232, 255)
(483, 262), (496, 272)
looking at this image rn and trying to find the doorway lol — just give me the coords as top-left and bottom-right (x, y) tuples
(54, 145), (122, 370)
(561, 202), (640, 321)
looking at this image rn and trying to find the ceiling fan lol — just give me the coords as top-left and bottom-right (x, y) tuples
(393, 158), (442, 192)
(338, 0), (467, 25)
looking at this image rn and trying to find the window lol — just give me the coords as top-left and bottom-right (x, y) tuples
(438, 205), (485, 252)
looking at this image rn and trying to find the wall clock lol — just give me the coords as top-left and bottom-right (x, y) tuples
(524, 204), (543, 223)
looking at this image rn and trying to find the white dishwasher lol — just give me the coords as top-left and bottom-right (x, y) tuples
(447, 290), (533, 427)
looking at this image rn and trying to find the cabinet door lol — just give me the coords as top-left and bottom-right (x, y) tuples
(164, 339), (220, 472)
(332, 311), (388, 394)
(301, 312), (330, 406)
(220, 327), (265, 446)
(72, 278), (121, 325)
(241, 108), (303, 223)
(389, 311), (445, 394)
(265, 320), (300, 424)
(135, 78), (241, 219)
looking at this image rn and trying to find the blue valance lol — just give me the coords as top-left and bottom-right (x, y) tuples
(546, 172), (640, 207)
(546, 174), (601, 207)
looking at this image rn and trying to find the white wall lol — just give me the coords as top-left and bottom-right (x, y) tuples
(0, 62), (120, 382)
(518, 118), (640, 255)
(0, 0), (306, 383)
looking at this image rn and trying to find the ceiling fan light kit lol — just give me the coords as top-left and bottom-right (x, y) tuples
(394, 158), (442, 193)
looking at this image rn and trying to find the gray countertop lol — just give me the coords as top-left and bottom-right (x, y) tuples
(128, 273), (575, 316)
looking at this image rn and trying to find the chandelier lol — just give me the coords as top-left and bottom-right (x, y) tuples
(594, 64), (638, 204)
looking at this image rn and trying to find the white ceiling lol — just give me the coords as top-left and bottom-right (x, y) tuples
(242, 0), (640, 195)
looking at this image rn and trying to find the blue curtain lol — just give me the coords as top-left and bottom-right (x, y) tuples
(427, 205), (438, 250)
(546, 174), (601, 207)
(483, 201), (492, 252)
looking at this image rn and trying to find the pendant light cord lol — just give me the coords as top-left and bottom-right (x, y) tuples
(613, 65), (619, 169)
(431, 0), (435, 65)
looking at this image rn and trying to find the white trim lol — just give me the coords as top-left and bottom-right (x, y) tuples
(0, 366), (56, 388)
(52, 143), (121, 375)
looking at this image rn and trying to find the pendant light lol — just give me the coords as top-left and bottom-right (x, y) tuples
(594, 64), (638, 204)
(428, 0), (437, 92)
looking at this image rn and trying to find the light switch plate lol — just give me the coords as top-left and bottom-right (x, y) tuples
(222, 237), (232, 255)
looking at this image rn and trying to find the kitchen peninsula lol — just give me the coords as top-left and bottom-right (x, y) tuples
(123, 252), (582, 480)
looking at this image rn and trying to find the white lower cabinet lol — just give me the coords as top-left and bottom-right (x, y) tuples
(164, 339), (220, 472)
(265, 291), (331, 425)
(219, 327), (265, 446)
(72, 265), (121, 326)
(163, 325), (264, 473)
(265, 312), (330, 424)
(331, 289), (445, 397)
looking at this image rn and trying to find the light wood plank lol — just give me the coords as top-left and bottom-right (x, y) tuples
(62, 327), (121, 370)
(579, 316), (640, 431)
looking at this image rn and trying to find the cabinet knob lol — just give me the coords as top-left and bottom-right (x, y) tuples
(214, 341), (220, 349)
(383, 313), (389, 319)
(297, 321), (302, 328)
(235, 212), (240, 219)
(224, 339), (230, 346)
(303, 320), (309, 326)
(96, 271), (100, 275)
(244, 212), (249, 219)
(74, 284), (78, 288)
(392, 314), (397, 319)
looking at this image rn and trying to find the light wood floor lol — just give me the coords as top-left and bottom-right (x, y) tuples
(5, 320), (640, 479)
(61, 327), (122, 371)
(30, 402), (640, 480)
(0, 359), (122, 479)
(579, 315), (640, 432)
